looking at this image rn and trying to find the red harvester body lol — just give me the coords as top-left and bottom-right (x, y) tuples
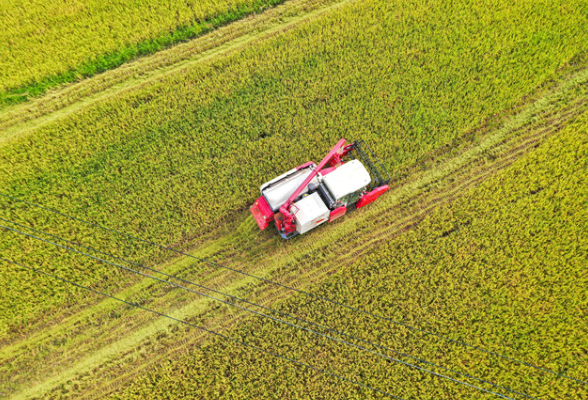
(250, 139), (391, 239)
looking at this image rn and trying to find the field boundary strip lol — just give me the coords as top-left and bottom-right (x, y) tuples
(0, 0), (354, 144)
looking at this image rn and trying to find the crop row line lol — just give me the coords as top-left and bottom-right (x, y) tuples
(2, 257), (405, 400)
(1, 220), (524, 400)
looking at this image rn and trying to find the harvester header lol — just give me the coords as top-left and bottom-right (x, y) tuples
(250, 139), (390, 239)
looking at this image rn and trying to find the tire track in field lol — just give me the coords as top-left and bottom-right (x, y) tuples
(340, 100), (588, 261)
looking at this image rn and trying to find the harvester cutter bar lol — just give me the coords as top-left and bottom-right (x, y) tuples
(350, 140), (391, 190)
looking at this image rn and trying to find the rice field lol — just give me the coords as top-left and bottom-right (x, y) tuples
(112, 112), (588, 399)
(1, 0), (587, 398)
(0, 0), (284, 102)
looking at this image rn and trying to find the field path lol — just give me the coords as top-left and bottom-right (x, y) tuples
(0, 0), (354, 145)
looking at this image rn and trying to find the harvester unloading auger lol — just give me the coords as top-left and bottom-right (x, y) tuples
(250, 139), (391, 239)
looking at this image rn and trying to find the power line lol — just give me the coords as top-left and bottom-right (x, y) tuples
(1, 222), (520, 400)
(0, 217), (534, 400)
(0, 256), (404, 400)
(1, 191), (585, 387)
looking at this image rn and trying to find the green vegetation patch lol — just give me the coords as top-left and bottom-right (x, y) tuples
(0, 0), (285, 104)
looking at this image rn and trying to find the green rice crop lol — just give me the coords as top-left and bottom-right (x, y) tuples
(0, 0), (284, 103)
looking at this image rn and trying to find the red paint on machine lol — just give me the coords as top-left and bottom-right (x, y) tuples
(250, 196), (274, 230)
(356, 185), (389, 209)
(328, 206), (347, 222)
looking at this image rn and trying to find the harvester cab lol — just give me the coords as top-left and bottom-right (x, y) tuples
(250, 139), (390, 239)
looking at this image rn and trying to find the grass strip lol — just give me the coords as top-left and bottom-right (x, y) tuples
(0, 0), (285, 108)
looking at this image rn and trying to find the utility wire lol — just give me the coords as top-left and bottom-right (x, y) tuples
(0, 217), (534, 400)
(1, 191), (585, 386)
(0, 257), (404, 400)
(1, 223), (519, 400)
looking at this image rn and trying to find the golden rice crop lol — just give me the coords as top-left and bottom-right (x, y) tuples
(1, 0), (587, 336)
(115, 110), (588, 399)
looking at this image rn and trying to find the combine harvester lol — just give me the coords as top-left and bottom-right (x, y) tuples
(250, 139), (391, 239)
